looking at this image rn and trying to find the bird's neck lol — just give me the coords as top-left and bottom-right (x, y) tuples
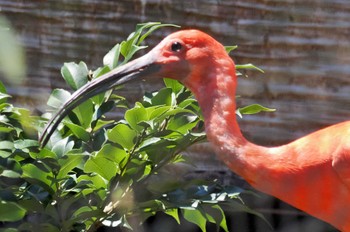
(185, 59), (279, 185)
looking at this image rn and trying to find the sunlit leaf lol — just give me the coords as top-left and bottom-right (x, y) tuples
(47, 89), (71, 109)
(63, 122), (90, 142)
(96, 143), (128, 166)
(151, 88), (175, 106)
(61, 62), (89, 90)
(84, 155), (119, 181)
(107, 123), (137, 150)
(57, 153), (85, 179)
(124, 104), (148, 132)
(22, 163), (56, 193)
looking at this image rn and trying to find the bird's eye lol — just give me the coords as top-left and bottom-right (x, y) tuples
(171, 42), (183, 52)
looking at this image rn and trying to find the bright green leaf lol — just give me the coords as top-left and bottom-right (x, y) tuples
(84, 156), (119, 181)
(63, 122), (90, 142)
(107, 124), (137, 150)
(163, 78), (184, 94)
(151, 88), (174, 106)
(96, 144), (128, 166)
(124, 104), (148, 132)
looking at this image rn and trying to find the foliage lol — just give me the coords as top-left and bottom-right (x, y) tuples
(0, 22), (271, 231)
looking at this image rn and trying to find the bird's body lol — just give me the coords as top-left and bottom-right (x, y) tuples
(181, 34), (350, 230)
(40, 29), (350, 231)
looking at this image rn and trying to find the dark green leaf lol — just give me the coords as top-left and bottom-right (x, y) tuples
(0, 201), (26, 221)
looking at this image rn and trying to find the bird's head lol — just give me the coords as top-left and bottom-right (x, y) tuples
(39, 29), (235, 147)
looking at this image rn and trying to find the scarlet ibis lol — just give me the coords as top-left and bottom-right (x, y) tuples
(40, 30), (350, 231)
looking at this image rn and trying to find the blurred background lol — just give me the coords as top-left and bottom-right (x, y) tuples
(1, 0), (349, 231)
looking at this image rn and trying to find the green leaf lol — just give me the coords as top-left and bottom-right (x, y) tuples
(51, 137), (74, 158)
(182, 208), (207, 232)
(0, 201), (26, 222)
(107, 124), (137, 150)
(47, 89), (71, 109)
(96, 144), (128, 166)
(137, 22), (180, 45)
(0, 80), (7, 94)
(72, 99), (94, 128)
(93, 65), (111, 79)
(14, 139), (38, 150)
(167, 115), (198, 134)
(22, 163), (55, 193)
(151, 88), (174, 106)
(124, 104), (148, 132)
(0, 141), (14, 151)
(61, 62), (89, 90)
(77, 174), (107, 191)
(202, 205), (228, 232)
(225, 45), (238, 54)
(103, 44), (121, 69)
(236, 104), (275, 118)
(30, 148), (57, 160)
(165, 208), (180, 224)
(84, 155), (119, 181)
(163, 78), (184, 94)
(57, 153), (85, 179)
(63, 122), (90, 142)
(236, 63), (264, 73)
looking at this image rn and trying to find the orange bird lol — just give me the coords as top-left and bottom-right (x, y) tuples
(40, 30), (350, 231)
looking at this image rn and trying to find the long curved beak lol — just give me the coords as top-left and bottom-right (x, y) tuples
(39, 53), (161, 147)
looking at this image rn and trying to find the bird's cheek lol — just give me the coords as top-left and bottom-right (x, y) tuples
(158, 60), (191, 81)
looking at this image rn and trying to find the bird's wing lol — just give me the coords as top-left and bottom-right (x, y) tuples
(332, 147), (350, 189)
